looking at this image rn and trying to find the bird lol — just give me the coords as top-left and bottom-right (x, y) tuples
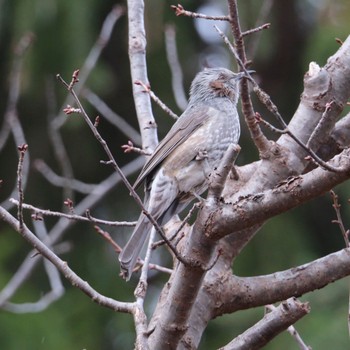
(119, 67), (246, 280)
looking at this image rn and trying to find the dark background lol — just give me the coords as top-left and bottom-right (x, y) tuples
(1, 0), (350, 349)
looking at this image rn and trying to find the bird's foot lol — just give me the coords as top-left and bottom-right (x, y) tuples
(195, 149), (208, 161)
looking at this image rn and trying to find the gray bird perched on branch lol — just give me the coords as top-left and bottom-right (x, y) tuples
(119, 67), (246, 280)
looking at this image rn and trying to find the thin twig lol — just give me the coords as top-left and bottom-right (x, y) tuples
(135, 80), (179, 119)
(16, 144), (28, 232)
(306, 100), (340, 149)
(330, 190), (350, 339)
(214, 25), (249, 74)
(45, 77), (74, 202)
(330, 190), (350, 247)
(94, 225), (122, 252)
(202, 248), (222, 272)
(136, 228), (157, 298)
(147, 262), (172, 274)
(255, 112), (287, 134)
(132, 259), (173, 276)
(152, 203), (200, 249)
(9, 199), (137, 227)
(241, 23), (270, 37)
(171, 4), (230, 21)
(121, 140), (151, 156)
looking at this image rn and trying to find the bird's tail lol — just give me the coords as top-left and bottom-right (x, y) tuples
(119, 214), (153, 280)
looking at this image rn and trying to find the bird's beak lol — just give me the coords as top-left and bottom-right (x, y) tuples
(236, 70), (255, 79)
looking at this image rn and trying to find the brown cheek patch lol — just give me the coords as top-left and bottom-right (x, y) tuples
(210, 80), (233, 99)
(209, 80), (224, 90)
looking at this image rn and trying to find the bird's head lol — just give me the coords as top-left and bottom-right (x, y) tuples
(188, 67), (250, 105)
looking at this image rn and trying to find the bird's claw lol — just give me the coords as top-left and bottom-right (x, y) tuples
(195, 150), (208, 161)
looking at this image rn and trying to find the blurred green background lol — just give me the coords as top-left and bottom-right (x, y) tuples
(1, 0), (350, 349)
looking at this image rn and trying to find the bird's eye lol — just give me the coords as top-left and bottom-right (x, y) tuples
(218, 73), (227, 80)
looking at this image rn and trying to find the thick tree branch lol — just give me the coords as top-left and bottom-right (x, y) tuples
(148, 198), (219, 349)
(213, 248), (350, 317)
(278, 36), (350, 172)
(148, 144), (244, 348)
(210, 148), (350, 240)
(218, 298), (310, 350)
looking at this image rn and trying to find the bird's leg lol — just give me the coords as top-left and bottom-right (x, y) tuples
(195, 149), (208, 161)
(195, 149), (212, 180)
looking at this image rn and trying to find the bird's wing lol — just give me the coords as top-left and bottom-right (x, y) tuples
(134, 104), (216, 189)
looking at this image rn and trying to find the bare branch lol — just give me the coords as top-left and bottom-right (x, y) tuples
(171, 4), (230, 21)
(266, 305), (310, 350)
(134, 80), (179, 119)
(83, 88), (142, 145)
(136, 229), (156, 298)
(213, 248), (350, 316)
(0, 157), (144, 306)
(148, 195), (222, 348)
(127, 0), (158, 153)
(0, 206), (133, 313)
(306, 100), (342, 150)
(241, 23), (270, 37)
(9, 199), (137, 227)
(52, 5), (124, 130)
(330, 190), (350, 247)
(94, 225), (121, 253)
(0, 34), (32, 210)
(254, 85), (345, 173)
(210, 148), (350, 241)
(46, 6), (124, 201)
(16, 144), (28, 231)
(164, 24), (188, 111)
(330, 190), (350, 337)
(218, 298), (309, 350)
(34, 159), (98, 194)
(121, 140), (151, 156)
(208, 144), (241, 201)
(0, 32), (33, 151)
(1, 220), (65, 313)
